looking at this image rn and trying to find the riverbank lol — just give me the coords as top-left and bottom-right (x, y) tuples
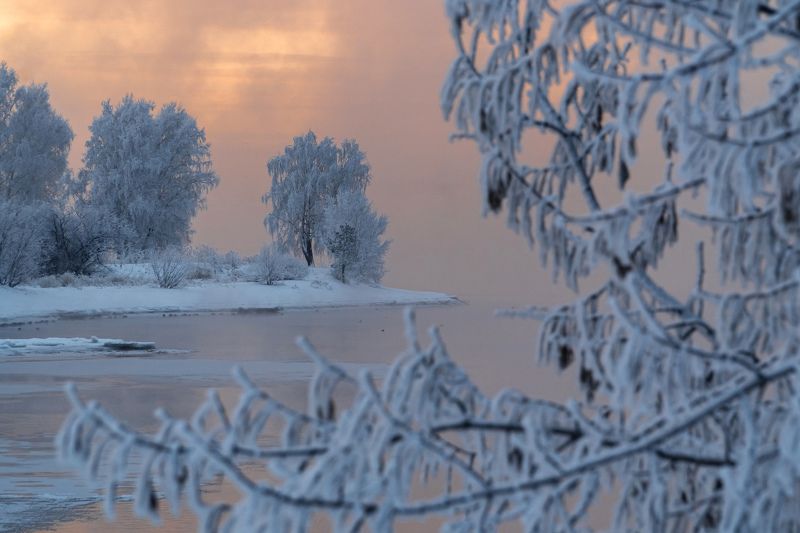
(0, 267), (458, 326)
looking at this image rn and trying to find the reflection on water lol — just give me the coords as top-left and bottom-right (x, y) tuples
(0, 304), (571, 532)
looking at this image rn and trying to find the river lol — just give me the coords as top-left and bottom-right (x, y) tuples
(0, 302), (574, 532)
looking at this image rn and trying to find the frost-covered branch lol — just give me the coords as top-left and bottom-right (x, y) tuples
(56, 0), (800, 530)
(58, 323), (797, 529)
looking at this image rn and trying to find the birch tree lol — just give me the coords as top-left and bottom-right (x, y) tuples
(0, 62), (73, 203)
(78, 96), (218, 252)
(263, 132), (371, 266)
(59, 1), (800, 531)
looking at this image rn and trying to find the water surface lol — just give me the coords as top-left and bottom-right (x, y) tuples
(0, 303), (572, 532)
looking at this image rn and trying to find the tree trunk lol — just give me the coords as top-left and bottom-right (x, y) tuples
(302, 238), (314, 266)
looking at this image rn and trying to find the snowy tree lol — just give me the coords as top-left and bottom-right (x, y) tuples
(324, 189), (389, 284)
(78, 96), (219, 252)
(0, 62), (73, 203)
(263, 132), (371, 266)
(327, 223), (358, 283)
(59, 1), (800, 531)
(0, 200), (46, 286)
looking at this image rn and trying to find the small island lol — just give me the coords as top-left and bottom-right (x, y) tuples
(0, 108), (456, 326)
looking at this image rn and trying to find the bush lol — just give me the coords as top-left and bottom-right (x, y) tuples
(106, 274), (132, 286)
(223, 250), (241, 270)
(114, 248), (148, 265)
(0, 200), (47, 287)
(254, 244), (308, 285)
(36, 272), (80, 288)
(188, 246), (243, 281)
(186, 265), (213, 280)
(191, 245), (223, 275)
(41, 205), (118, 276)
(150, 247), (188, 289)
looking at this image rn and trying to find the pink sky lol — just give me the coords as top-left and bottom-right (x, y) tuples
(0, 0), (558, 304)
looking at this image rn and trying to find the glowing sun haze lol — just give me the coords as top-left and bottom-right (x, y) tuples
(0, 0), (554, 304)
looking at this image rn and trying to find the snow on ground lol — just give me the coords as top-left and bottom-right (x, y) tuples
(0, 337), (156, 356)
(0, 267), (457, 325)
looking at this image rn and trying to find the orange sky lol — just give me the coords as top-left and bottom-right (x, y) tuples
(0, 0), (562, 304)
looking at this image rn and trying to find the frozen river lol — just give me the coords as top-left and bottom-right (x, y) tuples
(0, 303), (571, 532)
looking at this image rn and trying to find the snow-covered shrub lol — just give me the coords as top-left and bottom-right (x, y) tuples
(103, 263), (154, 286)
(184, 246), (217, 281)
(254, 244), (308, 285)
(188, 246), (243, 281)
(106, 273), (133, 286)
(223, 250), (241, 270)
(0, 200), (46, 286)
(58, 2), (800, 531)
(191, 245), (224, 276)
(35, 275), (62, 288)
(324, 189), (389, 284)
(150, 246), (188, 289)
(36, 272), (81, 288)
(41, 204), (118, 276)
(186, 265), (213, 280)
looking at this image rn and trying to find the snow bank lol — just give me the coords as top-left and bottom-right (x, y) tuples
(0, 337), (155, 356)
(0, 268), (457, 325)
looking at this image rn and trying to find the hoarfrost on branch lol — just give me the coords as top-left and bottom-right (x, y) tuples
(60, 1), (800, 530)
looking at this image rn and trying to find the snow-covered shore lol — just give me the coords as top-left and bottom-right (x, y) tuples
(0, 268), (457, 325)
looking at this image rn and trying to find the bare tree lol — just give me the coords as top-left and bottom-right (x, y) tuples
(59, 1), (800, 531)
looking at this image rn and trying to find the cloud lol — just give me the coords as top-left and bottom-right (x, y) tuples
(0, 0), (342, 134)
